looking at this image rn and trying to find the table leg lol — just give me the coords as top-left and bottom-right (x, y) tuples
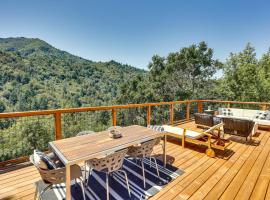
(163, 134), (167, 168)
(66, 164), (71, 200)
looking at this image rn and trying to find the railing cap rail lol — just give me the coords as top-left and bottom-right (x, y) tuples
(0, 99), (269, 118)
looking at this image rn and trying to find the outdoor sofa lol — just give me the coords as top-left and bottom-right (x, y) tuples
(217, 108), (270, 134)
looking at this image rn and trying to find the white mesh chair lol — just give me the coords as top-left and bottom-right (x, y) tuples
(127, 138), (160, 188)
(148, 125), (164, 150)
(30, 155), (86, 200)
(76, 130), (96, 180)
(85, 148), (130, 200)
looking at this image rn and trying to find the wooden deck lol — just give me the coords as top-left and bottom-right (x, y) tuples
(1, 121), (270, 199)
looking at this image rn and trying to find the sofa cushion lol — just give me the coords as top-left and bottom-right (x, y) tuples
(230, 108), (244, 117)
(242, 109), (258, 119)
(254, 119), (270, 126)
(162, 125), (204, 139)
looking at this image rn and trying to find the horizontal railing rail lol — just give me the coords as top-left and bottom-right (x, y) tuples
(0, 99), (269, 166)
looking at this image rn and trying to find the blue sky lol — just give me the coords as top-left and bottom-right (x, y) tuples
(1, 0), (270, 69)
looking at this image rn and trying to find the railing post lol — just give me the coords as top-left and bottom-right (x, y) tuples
(54, 112), (62, 140)
(170, 104), (174, 125)
(260, 104), (267, 111)
(227, 103), (231, 108)
(112, 108), (117, 126)
(186, 102), (190, 120)
(147, 106), (151, 126)
(197, 101), (203, 113)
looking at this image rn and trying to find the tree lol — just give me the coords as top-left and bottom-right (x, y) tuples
(0, 99), (6, 113)
(148, 41), (222, 101)
(218, 43), (262, 102)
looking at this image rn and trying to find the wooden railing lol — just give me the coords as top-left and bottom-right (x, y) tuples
(0, 100), (198, 141)
(0, 99), (269, 166)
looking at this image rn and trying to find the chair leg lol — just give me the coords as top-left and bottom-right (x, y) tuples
(84, 162), (87, 183)
(38, 184), (52, 200)
(141, 158), (146, 188)
(86, 167), (92, 185)
(106, 173), (109, 200)
(152, 157), (160, 177)
(79, 177), (86, 200)
(34, 186), (38, 200)
(160, 143), (164, 151)
(118, 170), (131, 197)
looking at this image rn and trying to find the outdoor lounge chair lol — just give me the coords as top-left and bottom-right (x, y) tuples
(30, 153), (86, 200)
(163, 123), (231, 157)
(127, 138), (160, 188)
(194, 113), (222, 128)
(85, 148), (131, 200)
(194, 113), (214, 127)
(222, 117), (255, 141)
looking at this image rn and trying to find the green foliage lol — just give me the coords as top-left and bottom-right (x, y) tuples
(1, 38), (270, 162)
(0, 37), (145, 113)
(117, 41), (222, 105)
(217, 44), (267, 102)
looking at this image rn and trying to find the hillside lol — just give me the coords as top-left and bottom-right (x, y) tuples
(0, 37), (145, 112)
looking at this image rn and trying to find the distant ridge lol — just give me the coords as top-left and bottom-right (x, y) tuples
(0, 37), (145, 111)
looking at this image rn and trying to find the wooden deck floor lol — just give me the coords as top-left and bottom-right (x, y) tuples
(1, 121), (270, 200)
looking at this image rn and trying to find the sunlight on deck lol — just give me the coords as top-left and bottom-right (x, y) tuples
(1, 121), (270, 200)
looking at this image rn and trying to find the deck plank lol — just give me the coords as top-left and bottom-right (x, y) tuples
(218, 131), (270, 200)
(234, 134), (270, 200)
(193, 132), (266, 200)
(250, 149), (270, 200)
(176, 137), (251, 200)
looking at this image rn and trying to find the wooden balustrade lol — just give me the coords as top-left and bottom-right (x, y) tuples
(0, 99), (270, 141)
(54, 112), (62, 140)
(186, 102), (190, 120)
(112, 108), (117, 126)
(1, 99), (270, 166)
(197, 102), (203, 113)
(170, 104), (174, 125)
(147, 106), (151, 125)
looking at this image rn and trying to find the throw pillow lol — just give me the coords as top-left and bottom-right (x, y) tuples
(33, 150), (57, 170)
(222, 108), (233, 116)
(148, 125), (164, 132)
(254, 111), (267, 120)
(265, 110), (270, 120)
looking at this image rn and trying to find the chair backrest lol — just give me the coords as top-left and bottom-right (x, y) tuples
(147, 125), (163, 145)
(30, 155), (66, 184)
(194, 113), (214, 127)
(223, 118), (255, 137)
(128, 138), (158, 158)
(76, 130), (95, 136)
(88, 148), (128, 173)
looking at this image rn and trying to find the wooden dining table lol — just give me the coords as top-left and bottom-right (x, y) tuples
(49, 125), (167, 200)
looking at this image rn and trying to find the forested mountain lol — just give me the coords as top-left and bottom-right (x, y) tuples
(0, 37), (145, 112)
